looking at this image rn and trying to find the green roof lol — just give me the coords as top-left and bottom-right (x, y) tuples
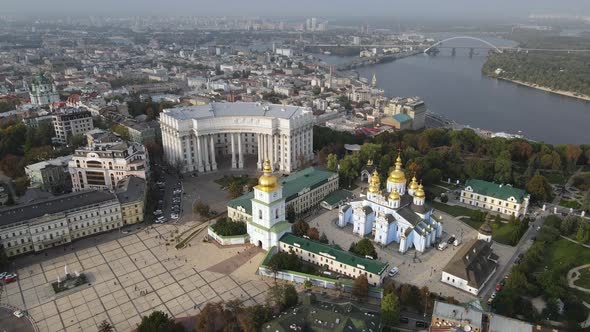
(322, 189), (354, 206)
(279, 234), (388, 275)
(465, 179), (527, 202)
(269, 220), (292, 234)
(392, 113), (412, 123)
(227, 167), (337, 215)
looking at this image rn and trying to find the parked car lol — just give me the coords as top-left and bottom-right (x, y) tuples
(437, 242), (448, 251)
(490, 292), (497, 299)
(415, 321), (428, 328)
(495, 283), (503, 291)
(399, 317), (409, 324)
(0, 272), (7, 279)
(153, 210), (162, 216)
(447, 236), (456, 244)
(388, 266), (399, 277)
(4, 273), (18, 283)
(171, 213), (179, 220)
(13, 310), (24, 318)
(487, 297), (494, 305)
(453, 238), (462, 246)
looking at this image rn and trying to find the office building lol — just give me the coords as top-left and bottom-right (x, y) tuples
(160, 102), (314, 174)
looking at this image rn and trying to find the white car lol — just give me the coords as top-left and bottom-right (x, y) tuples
(13, 310), (24, 318)
(388, 267), (399, 277)
(171, 213), (179, 220)
(0, 272), (7, 279)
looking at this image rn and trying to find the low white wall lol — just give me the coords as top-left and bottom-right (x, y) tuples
(208, 227), (248, 245)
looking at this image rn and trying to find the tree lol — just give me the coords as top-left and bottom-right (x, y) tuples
(111, 124), (130, 140)
(194, 201), (210, 217)
(326, 153), (338, 172)
(286, 206), (296, 223)
(14, 177), (30, 196)
(352, 275), (369, 301)
(399, 284), (413, 307)
(319, 232), (329, 243)
(381, 293), (400, 326)
(67, 134), (86, 149)
(292, 219), (310, 237)
(138, 311), (184, 332)
(307, 227), (320, 241)
(97, 320), (114, 332)
(228, 181), (243, 199)
(527, 174), (552, 202)
(350, 238), (377, 259)
(304, 279), (313, 290)
(283, 284), (298, 308)
(195, 302), (225, 332)
(576, 222), (590, 243)
(494, 151), (512, 184)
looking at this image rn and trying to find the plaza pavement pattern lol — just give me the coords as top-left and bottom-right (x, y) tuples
(1, 224), (271, 332)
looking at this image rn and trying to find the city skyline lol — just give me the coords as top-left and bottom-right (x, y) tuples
(2, 0), (590, 18)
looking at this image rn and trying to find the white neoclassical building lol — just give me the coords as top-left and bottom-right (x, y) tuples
(159, 102), (314, 173)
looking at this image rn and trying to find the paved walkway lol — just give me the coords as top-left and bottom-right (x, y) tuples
(567, 264), (590, 293)
(560, 235), (590, 249)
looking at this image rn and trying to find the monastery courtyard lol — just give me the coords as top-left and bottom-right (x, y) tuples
(312, 207), (517, 303)
(1, 222), (271, 332)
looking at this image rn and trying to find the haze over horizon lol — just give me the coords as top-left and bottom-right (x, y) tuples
(2, 0), (589, 19)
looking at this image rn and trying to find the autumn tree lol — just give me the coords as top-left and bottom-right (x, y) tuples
(352, 275), (369, 301)
(292, 219), (310, 237)
(138, 311), (184, 332)
(307, 227), (320, 241)
(228, 181), (243, 199)
(527, 174), (552, 202)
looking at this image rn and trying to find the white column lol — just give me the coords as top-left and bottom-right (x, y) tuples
(184, 136), (192, 172)
(269, 134), (274, 170)
(238, 133), (243, 168)
(274, 134), (279, 169)
(231, 133), (237, 168)
(203, 135), (210, 171)
(210, 134), (217, 170)
(257, 133), (263, 169)
(196, 135), (204, 172)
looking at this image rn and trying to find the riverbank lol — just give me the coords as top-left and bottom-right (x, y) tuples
(492, 76), (590, 102)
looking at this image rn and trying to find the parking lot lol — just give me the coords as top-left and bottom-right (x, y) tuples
(1, 222), (271, 332)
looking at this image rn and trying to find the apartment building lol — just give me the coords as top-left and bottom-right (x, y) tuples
(52, 108), (94, 144)
(69, 140), (148, 192)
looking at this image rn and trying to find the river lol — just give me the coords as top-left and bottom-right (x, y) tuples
(316, 36), (590, 144)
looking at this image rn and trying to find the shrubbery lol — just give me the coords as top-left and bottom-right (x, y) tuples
(211, 218), (247, 236)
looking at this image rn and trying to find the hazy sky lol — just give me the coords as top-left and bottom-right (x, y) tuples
(2, 0), (589, 18)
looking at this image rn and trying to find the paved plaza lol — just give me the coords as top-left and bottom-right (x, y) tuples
(1, 223), (271, 332)
(312, 207), (516, 303)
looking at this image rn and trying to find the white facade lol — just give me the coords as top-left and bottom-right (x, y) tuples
(338, 157), (443, 254)
(69, 141), (148, 192)
(160, 102), (314, 174)
(52, 108), (94, 144)
(0, 191), (123, 257)
(246, 161), (291, 250)
(460, 179), (530, 217)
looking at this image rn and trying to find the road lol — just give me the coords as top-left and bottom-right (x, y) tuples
(479, 209), (549, 302)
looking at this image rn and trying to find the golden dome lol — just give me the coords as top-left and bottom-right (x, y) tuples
(367, 159), (373, 166)
(414, 183), (426, 199)
(409, 176), (419, 190)
(367, 170), (381, 194)
(257, 159), (279, 192)
(388, 153), (406, 184)
(388, 188), (401, 201)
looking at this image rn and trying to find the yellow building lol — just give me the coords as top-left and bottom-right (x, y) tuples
(115, 176), (147, 225)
